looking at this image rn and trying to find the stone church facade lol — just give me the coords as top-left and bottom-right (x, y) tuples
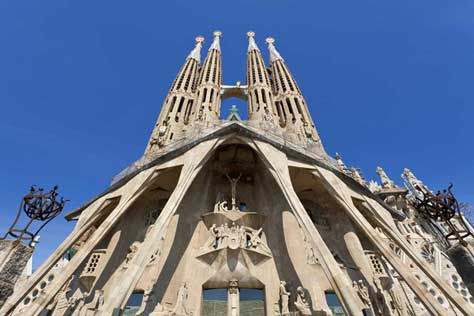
(2, 31), (474, 316)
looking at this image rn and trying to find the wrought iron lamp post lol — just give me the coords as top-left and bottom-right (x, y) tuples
(1, 185), (67, 247)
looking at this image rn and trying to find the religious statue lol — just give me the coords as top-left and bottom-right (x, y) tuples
(374, 278), (394, 316)
(387, 282), (408, 316)
(353, 280), (372, 309)
(203, 222), (270, 253)
(172, 282), (190, 316)
(72, 290), (104, 316)
(280, 281), (290, 315)
(213, 192), (228, 212)
(203, 224), (218, 250)
(247, 227), (271, 253)
(263, 107), (273, 122)
(226, 173), (242, 212)
(294, 286), (312, 316)
(124, 241), (141, 266)
(150, 125), (168, 147)
(52, 275), (79, 316)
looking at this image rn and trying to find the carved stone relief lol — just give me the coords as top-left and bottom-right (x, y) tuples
(201, 222), (270, 254)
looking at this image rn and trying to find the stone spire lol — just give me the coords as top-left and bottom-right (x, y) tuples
(246, 32), (278, 124)
(265, 37), (320, 143)
(247, 31), (260, 52)
(376, 166), (397, 189)
(209, 30), (221, 51)
(187, 36), (204, 62)
(266, 37), (283, 63)
(402, 168), (429, 194)
(192, 31), (223, 124)
(144, 36), (203, 156)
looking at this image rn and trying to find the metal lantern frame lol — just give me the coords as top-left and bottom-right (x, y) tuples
(415, 184), (473, 244)
(1, 185), (67, 247)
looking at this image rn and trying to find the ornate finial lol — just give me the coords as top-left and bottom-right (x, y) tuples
(195, 36), (205, 43)
(265, 37), (275, 44)
(210, 31), (221, 51)
(266, 36), (283, 62)
(247, 31), (259, 52)
(188, 36), (204, 62)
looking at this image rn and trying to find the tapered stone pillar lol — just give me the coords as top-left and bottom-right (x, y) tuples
(227, 280), (239, 316)
(344, 231), (374, 283)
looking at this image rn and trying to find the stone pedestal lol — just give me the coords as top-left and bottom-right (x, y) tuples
(0, 240), (34, 307)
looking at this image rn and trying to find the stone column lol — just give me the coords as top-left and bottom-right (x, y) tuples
(227, 280), (239, 316)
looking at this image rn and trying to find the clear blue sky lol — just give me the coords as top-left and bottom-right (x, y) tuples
(1, 1), (473, 269)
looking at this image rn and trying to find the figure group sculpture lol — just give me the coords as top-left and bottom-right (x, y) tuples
(203, 222), (270, 253)
(279, 281), (312, 316)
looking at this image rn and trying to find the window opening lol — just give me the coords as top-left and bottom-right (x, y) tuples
(202, 288), (227, 316)
(325, 292), (345, 316)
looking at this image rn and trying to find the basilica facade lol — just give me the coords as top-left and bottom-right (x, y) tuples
(2, 31), (474, 316)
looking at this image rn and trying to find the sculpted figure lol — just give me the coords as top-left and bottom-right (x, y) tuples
(213, 192), (229, 212)
(388, 282), (407, 316)
(74, 290), (104, 316)
(353, 280), (372, 308)
(247, 227), (270, 253)
(203, 224), (218, 250)
(52, 275), (79, 316)
(172, 282), (190, 315)
(221, 223), (230, 248)
(125, 242), (141, 266)
(294, 286), (312, 316)
(280, 281), (291, 315)
(239, 225), (247, 248)
(263, 107), (272, 122)
(374, 278), (394, 316)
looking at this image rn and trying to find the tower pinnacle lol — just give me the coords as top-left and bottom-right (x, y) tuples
(144, 36), (203, 156)
(247, 31), (260, 52)
(187, 36), (204, 62)
(192, 31), (223, 124)
(209, 31), (222, 51)
(265, 36), (320, 143)
(265, 37), (283, 62)
(246, 32), (278, 125)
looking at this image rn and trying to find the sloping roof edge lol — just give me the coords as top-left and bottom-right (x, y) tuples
(64, 122), (405, 221)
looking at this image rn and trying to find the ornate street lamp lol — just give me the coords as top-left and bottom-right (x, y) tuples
(415, 184), (472, 245)
(1, 185), (67, 247)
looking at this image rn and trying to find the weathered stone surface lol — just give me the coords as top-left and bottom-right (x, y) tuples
(0, 240), (33, 308)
